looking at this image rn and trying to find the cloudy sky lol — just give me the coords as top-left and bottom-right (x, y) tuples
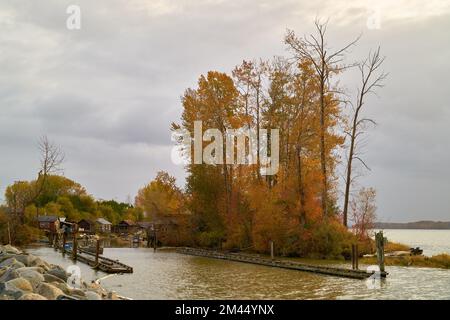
(0, 0), (449, 222)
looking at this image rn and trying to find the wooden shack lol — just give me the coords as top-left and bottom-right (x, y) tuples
(37, 215), (59, 233)
(96, 218), (112, 233)
(116, 220), (137, 234)
(78, 219), (95, 234)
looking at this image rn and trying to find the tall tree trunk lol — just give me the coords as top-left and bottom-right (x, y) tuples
(343, 112), (358, 227)
(297, 144), (306, 226)
(256, 83), (261, 182)
(319, 74), (328, 218)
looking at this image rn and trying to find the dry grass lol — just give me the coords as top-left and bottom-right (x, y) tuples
(361, 253), (450, 269)
(384, 241), (410, 252)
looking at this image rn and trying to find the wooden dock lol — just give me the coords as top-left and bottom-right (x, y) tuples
(57, 244), (133, 274)
(78, 248), (133, 274)
(177, 247), (387, 279)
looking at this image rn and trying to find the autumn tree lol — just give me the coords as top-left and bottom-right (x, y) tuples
(135, 171), (184, 219)
(285, 20), (359, 217)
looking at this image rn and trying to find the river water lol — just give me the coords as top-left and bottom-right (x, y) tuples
(26, 230), (450, 300)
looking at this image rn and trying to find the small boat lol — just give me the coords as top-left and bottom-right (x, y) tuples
(410, 247), (423, 256)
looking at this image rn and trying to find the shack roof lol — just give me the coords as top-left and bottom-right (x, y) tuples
(37, 215), (58, 223)
(118, 220), (136, 226)
(136, 221), (152, 229)
(96, 218), (112, 225)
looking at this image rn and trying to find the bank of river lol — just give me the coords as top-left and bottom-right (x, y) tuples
(27, 244), (450, 300)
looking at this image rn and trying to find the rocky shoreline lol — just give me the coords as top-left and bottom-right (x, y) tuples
(0, 245), (124, 300)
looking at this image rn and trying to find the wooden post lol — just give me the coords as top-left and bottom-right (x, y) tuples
(147, 230), (151, 248)
(375, 231), (385, 273)
(270, 241), (274, 261)
(62, 233), (67, 255)
(355, 244), (359, 270)
(153, 230), (157, 252)
(95, 239), (100, 266)
(72, 227), (78, 261)
(351, 244), (356, 270)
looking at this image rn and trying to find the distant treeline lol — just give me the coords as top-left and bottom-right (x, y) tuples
(374, 221), (450, 230)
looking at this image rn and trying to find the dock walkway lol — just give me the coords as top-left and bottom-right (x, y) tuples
(61, 247), (133, 274)
(177, 247), (387, 279)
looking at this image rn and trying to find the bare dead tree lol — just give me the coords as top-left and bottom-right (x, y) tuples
(33, 135), (65, 205)
(285, 19), (360, 218)
(342, 47), (387, 227)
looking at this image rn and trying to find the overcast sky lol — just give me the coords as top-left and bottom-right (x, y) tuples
(0, 0), (449, 222)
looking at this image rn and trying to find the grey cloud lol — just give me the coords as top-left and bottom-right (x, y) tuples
(0, 0), (449, 221)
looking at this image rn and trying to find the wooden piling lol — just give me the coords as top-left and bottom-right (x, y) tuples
(351, 244), (356, 270)
(72, 228), (78, 261)
(62, 233), (67, 255)
(375, 231), (385, 273)
(95, 239), (100, 266)
(351, 244), (359, 270)
(270, 241), (274, 261)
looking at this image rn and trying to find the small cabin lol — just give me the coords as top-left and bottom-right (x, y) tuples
(136, 221), (152, 231)
(78, 219), (95, 234)
(96, 218), (112, 233)
(37, 215), (59, 233)
(116, 220), (137, 234)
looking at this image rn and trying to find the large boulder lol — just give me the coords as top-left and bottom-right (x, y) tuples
(0, 258), (26, 269)
(16, 266), (45, 274)
(12, 254), (36, 267)
(0, 278), (33, 299)
(49, 281), (71, 295)
(18, 293), (47, 300)
(0, 255), (15, 263)
(0, 268), (19, 282)
(0, 245), (22, 255)
(36, 282), (65, 300)
(70, 288), (87, 298)
(28, 257), (50, 270)
(46, 267), (68, 282)
(44, 273), (66, 284)
(16, 268), (45, 289)
(0, 267), (7, 278)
